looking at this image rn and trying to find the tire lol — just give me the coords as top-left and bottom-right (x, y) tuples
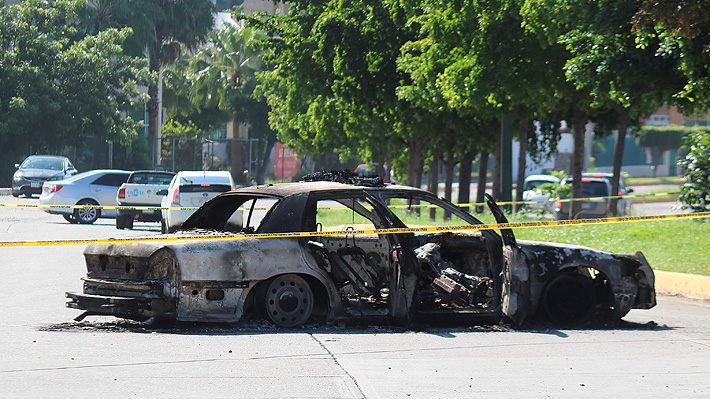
(257, 274), (314, 328)
(23, 193), (33, 198)
(116, 214), (126, 229)
(73, 199), (100, 224)
(12, 192), (19, 198)
(124, 217), (134, 229)
(160, 219), (168, 234)
(541, 273), (596, 325)
(63, 214), (78, 224)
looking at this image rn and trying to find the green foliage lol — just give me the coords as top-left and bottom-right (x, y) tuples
(677, 129), (710, 212)
(0, 0), (149, 184)
(636, 125), (693, 150)
(247, 0), (418, 162)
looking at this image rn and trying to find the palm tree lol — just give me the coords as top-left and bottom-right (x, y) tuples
(80, 0), (215, 166)
(189, 23), (268, 183)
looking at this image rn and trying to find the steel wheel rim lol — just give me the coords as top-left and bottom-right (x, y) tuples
(264, 275), (313, 328)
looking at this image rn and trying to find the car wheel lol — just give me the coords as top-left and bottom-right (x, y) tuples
(74, 200), (100, 224)
(62, 214), (78, 224)
(258, 274), (314, 328)
(12, 192), (19, 198)
(160, 219), (168, 234)
(541, 273), (595, 325)
(23, 193), (33, 198)
(124, 217), (134, 230)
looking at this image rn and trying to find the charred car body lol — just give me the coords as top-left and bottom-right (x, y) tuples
(67, 176), (656, 327)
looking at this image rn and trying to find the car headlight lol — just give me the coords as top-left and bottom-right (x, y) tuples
(13, 173), (22, 181)
(146, 248), (177, 280)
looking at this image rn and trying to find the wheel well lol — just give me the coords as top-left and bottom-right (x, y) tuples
(546, 266), (615, 309)
(245, 273), (330, 321)
(76, 198), (99, 205)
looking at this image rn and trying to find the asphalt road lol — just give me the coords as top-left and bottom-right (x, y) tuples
(0, 195), (708, 398)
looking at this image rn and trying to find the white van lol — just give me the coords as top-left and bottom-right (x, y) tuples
(160, 171), (238, 233)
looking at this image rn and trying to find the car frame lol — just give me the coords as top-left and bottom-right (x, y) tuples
(12, 155), (77, 197)
(66, 172), (655, 328)
(39, 169), (131, 224)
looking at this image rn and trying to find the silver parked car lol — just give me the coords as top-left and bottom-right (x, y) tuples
(39, 170), (130, 224)
(160, 170), (237, 233)
(12, 155), (77, 197)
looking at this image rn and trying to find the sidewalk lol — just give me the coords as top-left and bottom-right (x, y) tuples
(655, 271), (710, 301)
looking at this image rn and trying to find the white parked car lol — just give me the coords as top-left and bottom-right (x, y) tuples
(522, 174), (560, 212)
(161, 171), (238, 233)
(39, 170), (131, 224)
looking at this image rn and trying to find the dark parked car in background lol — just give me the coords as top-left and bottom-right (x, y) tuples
(66, 172), (655, 328)
(554, 173), (633, 220)
(12, 155), (77, 197)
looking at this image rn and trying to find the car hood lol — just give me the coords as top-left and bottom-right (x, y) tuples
(17, 168), (65, 179)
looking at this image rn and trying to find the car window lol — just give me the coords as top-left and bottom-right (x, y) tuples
(315, 197), (384, 235)
(179, 184), (232, 193)
(582, 181), (609, 197)
(23, 157), (64, 171)
(381, 195), (475, 228)
(91, 173), (129, 187)
(128, 172), (175, 184)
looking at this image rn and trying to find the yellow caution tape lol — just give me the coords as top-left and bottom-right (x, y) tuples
(0, 190), (686, 211)
(1, 211), (707, 247)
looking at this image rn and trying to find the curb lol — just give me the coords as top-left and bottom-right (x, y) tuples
(0, 188), (11, 196)
(655, 270), (710, 300)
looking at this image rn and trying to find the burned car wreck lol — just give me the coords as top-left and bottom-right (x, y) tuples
(67, 175), (656, 327)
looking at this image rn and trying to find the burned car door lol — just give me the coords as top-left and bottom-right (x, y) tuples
(373, 190), (505, 324)
(305, 193), (406, 322)
(484, 194), (530, 325)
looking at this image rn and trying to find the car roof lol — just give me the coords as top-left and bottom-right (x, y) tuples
(173, 171), (233, 184)
(24, 155), (69, 159)
(524, 174), (559, 182)
(220, 181), (429, 198)
(130, 170), (175, 175)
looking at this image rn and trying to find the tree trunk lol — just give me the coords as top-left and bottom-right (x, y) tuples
(443, 153), (455, 220)
(476, 151), (489, 213)
(427, 154), (439, 220)
(406, 138), (424, 188)
(458, 151), (476, 213)
(492, 120), (502, 201)
(515, 119), (529, 212)
(255, 137), (276, 185)
(570, 107), (588, 219)
(231, 119), (246, 184)
(147, 48), (162, 167)
(610, 105), (630, 216)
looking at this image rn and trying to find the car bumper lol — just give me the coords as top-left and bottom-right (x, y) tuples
(12, 182), (44, 195)
(66, 278), (176, 321)
(117, 206), (163, 222)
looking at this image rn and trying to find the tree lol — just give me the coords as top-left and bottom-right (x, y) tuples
(189, 24), (269, 184)
(398, 0), (569, 206)
(0, 0), (149, 184)
(677, 128), (710, 212)
(636, 125), (691, 176)
(248, 0), (424, 184)
(79, 0), (216, 165)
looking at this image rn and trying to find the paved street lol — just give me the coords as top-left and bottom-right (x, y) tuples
(0, 195), (708, 398)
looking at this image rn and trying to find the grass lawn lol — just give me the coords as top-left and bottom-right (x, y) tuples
(475, 212), (710, 276)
